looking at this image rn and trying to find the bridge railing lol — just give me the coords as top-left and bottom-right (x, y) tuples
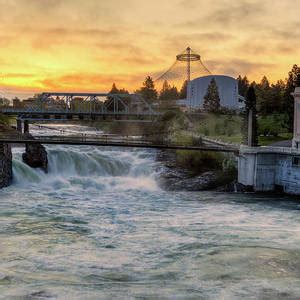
(0, 133), (239, 152)
(1, 93), (159, 116)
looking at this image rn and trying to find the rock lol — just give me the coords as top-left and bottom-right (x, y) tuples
(0, 143), (12, 188)
(216, 181), (254, 193)
(157, 167), (228, 191)
(156, 149), (238, 192)
(157, 169), (222, 191)
(22, 134), (48, 172)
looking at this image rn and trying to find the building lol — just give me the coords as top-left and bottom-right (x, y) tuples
(186, 75), (244, 110)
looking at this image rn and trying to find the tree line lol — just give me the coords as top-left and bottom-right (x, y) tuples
(238, 64), (300, 133)
(109, 64), (300, 139)
(108, 77), (188, 103)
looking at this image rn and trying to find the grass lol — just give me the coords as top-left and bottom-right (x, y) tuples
(210, 134), (243, 144)
(194, 113), (243, 142)
(189, 112), (293, 146)
(0, 114), (11, 126)
(258, 133), (293, 146)
(212, 133), (293, 146)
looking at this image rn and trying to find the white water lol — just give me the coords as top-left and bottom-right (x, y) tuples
(1, 125), (300, 299)
(13, 146), (158, 193)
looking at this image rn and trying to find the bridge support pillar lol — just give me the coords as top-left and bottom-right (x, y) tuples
(17, 119), (22, 132)
(23, 120), (29, 134)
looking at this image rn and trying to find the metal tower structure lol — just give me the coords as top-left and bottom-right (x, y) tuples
(155, 47), (211, 90)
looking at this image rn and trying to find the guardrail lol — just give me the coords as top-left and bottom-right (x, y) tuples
(0, 135), (238, 153)
(0, 107), (161, 116)
(240, 145), (300, 155)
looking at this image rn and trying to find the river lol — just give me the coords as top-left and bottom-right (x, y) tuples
(0, 125), (300, 299)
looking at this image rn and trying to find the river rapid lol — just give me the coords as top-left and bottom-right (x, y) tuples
(0, 125), (300, 299)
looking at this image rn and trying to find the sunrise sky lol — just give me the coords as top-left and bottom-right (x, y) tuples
(0, 0), (299, 99)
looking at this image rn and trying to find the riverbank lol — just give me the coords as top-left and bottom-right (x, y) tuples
(156, 149), (239, 192)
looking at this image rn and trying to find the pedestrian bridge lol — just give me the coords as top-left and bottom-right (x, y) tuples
(0, 134), (239, 153)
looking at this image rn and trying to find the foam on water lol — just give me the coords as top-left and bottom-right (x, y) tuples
(12, 146), (158, 194)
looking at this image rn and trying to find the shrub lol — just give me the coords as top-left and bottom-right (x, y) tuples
(258, 114), (288, 136)
(0, 114), (10, 125)
(197, 113), (242, 139)
(222, 158), (237, 176)
(176, 150), (224, 174)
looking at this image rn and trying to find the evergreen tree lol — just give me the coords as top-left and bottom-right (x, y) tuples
(135, 76), (158, 103)
(203, 78), (221, 113)
(159, 80), (179, 101)
(159, 80), (171, 101)
(107, 83), (129, 111)
(255, 76), (273, 115)
(109, 83), (119, 94)
(118, 88), (129, 94)
(242, 85), (258, 146)
(179, 80), (188, 99)
(109, 83), (129, 94)
(237, 75), (250, 97)
(269, 80), (285, 113)
(169, 86), (179, 100)
(283, 65), (300, 131)
(296, 73), (300, 87)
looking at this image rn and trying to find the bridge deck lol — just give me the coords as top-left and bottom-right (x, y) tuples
(0, 135), (239, 153)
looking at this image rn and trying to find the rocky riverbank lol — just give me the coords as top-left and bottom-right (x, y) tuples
(0, 124), (49, 189)
(156, 150), (241, 192)
(0, 143), (12, 188)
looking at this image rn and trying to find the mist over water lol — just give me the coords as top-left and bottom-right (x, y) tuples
(1, 125), (300, 299)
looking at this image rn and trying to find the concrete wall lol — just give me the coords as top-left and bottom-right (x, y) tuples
(238, 153), (256, 186)
(276, 155), (300, 195)
(238, 152), (276, 192)
(238, 147), (300, 195)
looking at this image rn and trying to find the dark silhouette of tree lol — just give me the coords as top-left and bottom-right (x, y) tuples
(242, 85), (258, 146)
(110, 83), (119, 94)
(255, 76), (273, 115)
(269, 80), (285, 113)
(237, 75), (250, 97)
(179, 80), (188, 99)
(283, 65), (300, 131)
(203, 78), (221, 113)
(109, 83), (129, 94)
(135, 76), (158, 103)
(159, 80), (171, 101)
(296, 73), (300, 87)
(159, 80), (179, 101)
(106, 83), (129, 111)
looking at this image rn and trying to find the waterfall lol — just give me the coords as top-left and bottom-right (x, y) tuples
(12, 145), (159, 192)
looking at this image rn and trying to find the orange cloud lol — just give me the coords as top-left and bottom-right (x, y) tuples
(0, 0), (300, 98)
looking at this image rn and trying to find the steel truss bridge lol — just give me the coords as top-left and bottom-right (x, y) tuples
(1, 92), (159, 121)
(0, 134), (239, 153)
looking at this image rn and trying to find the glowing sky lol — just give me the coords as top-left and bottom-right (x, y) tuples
(0, 0), (299, 98)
